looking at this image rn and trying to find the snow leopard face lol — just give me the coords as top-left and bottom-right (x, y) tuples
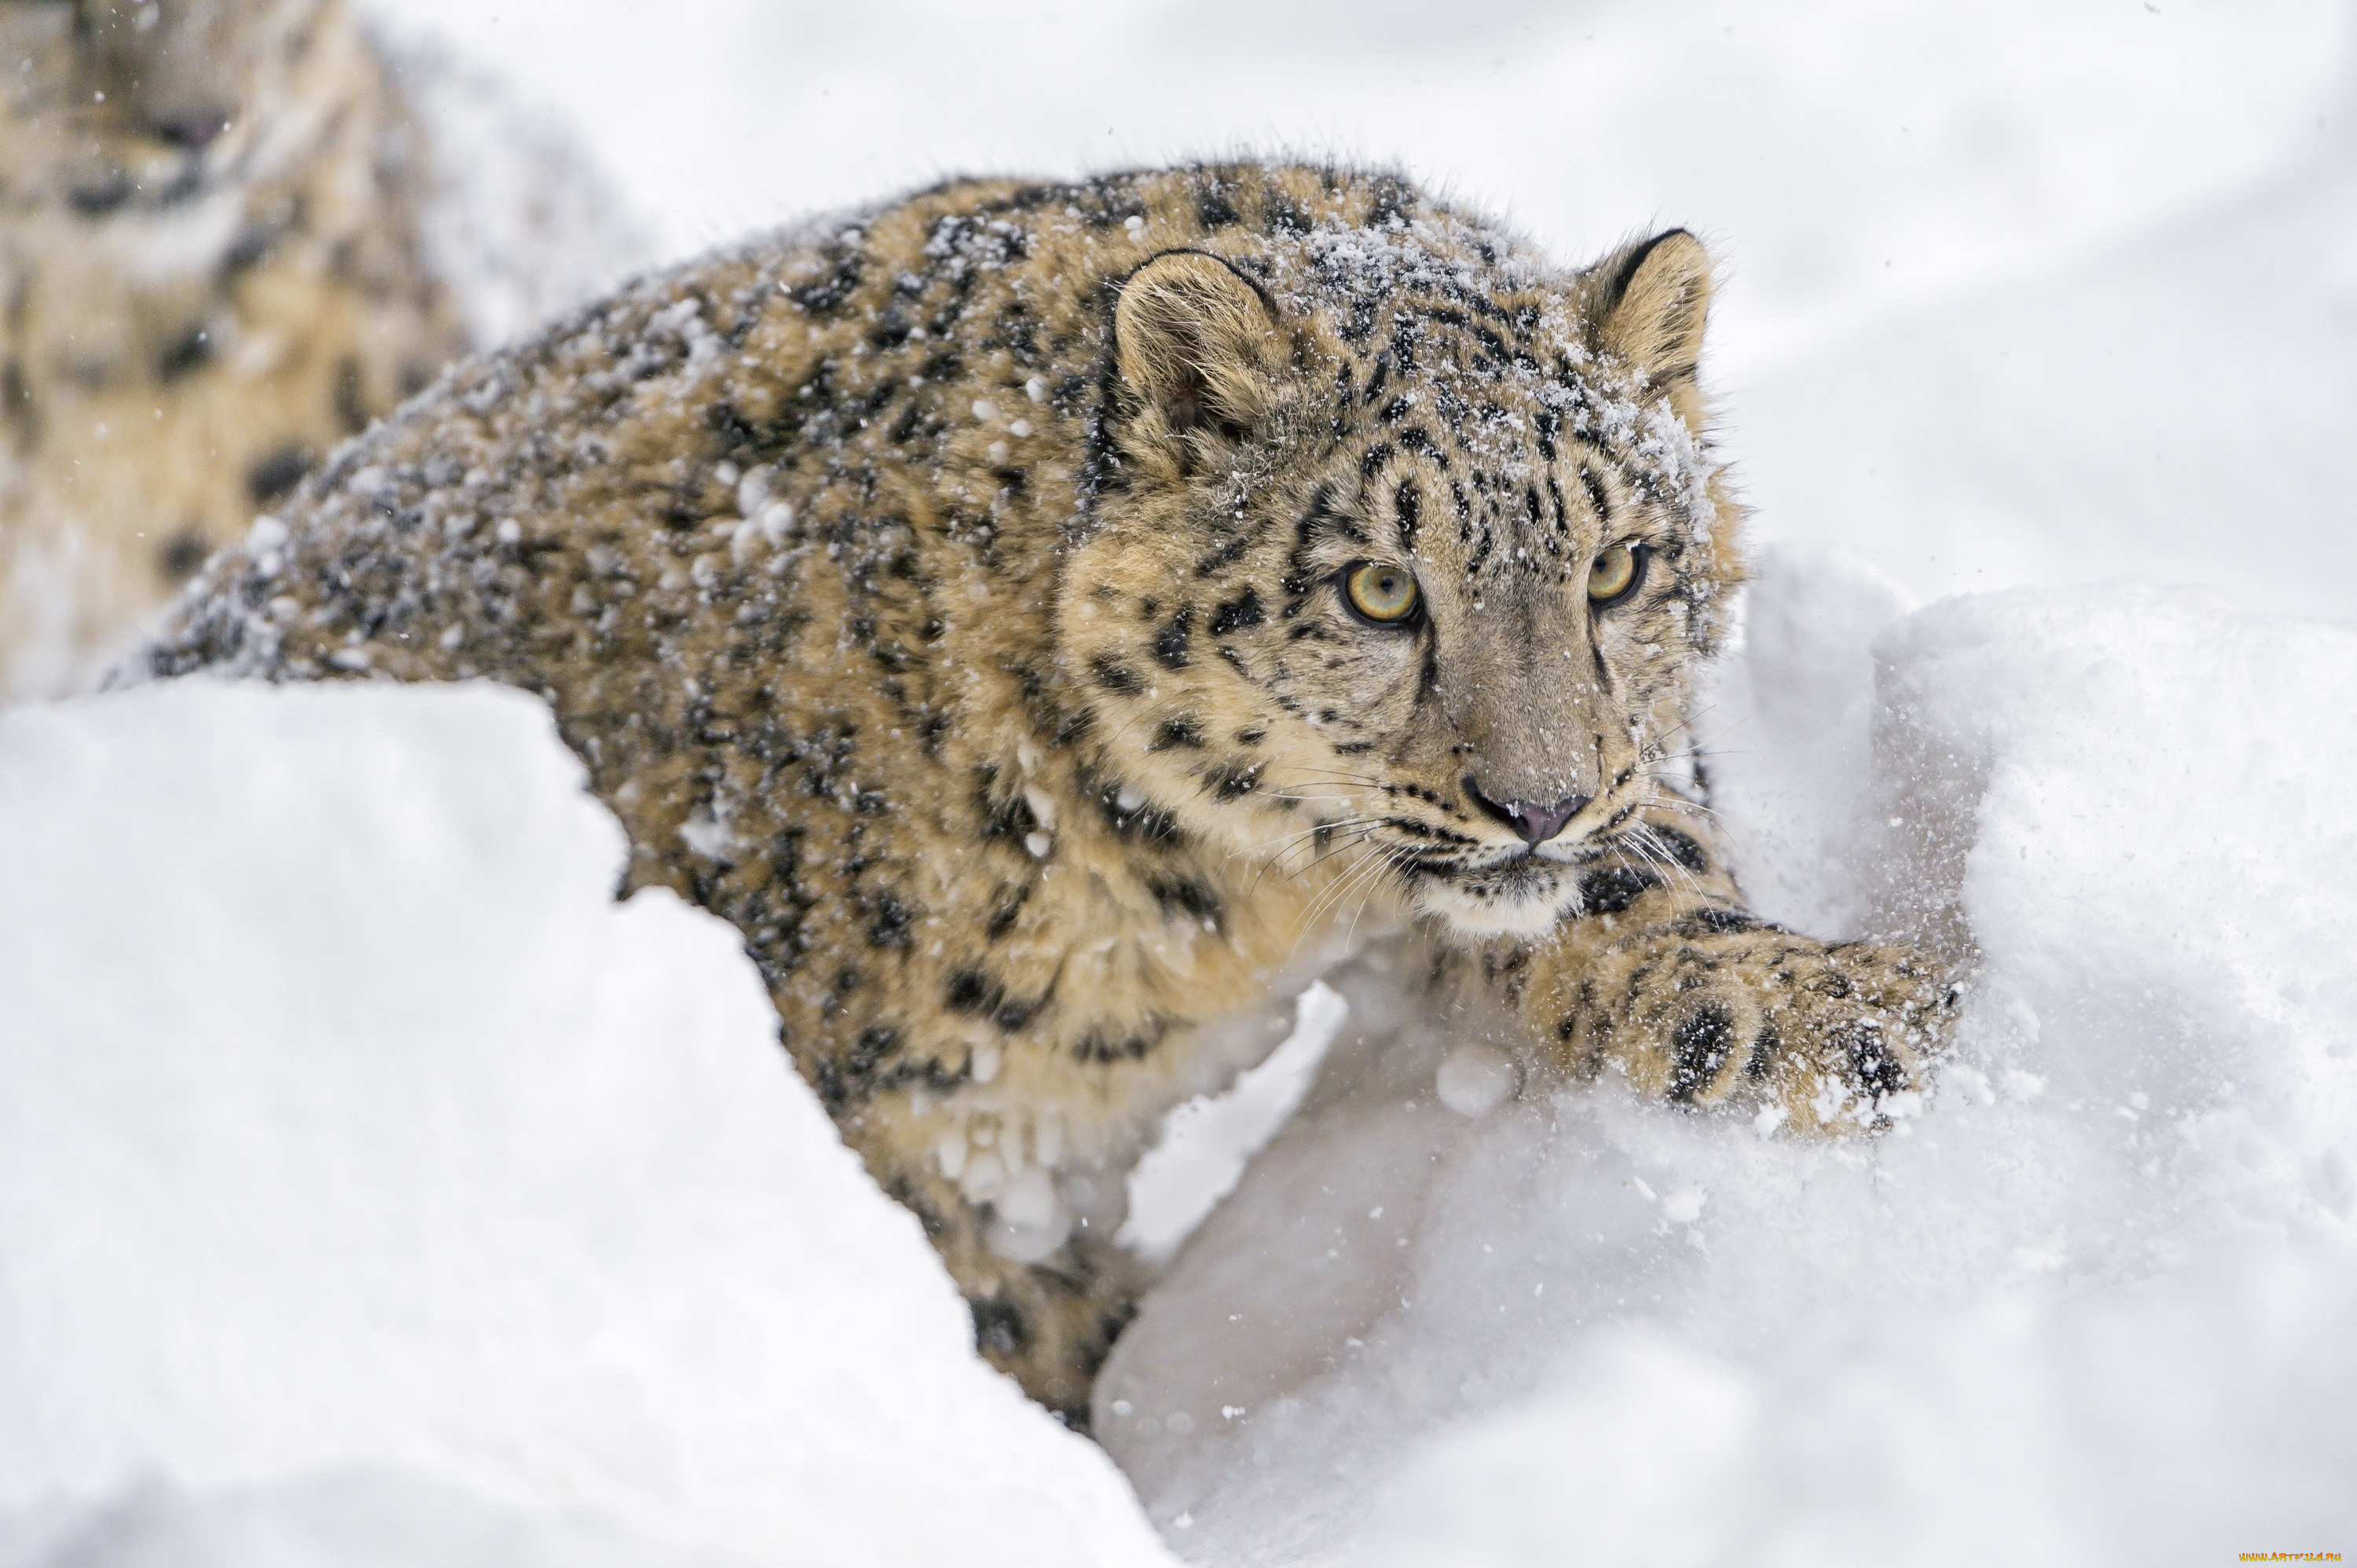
(1068, 231), (1741, 939)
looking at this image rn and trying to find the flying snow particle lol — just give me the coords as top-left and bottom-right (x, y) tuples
(1435, 1042), (1518, 1117)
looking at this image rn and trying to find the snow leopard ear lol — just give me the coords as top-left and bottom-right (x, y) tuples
(1113, 251), (1282, 453)
(1589, 229), (1714, 393)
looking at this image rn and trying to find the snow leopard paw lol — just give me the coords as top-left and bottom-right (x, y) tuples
(1565, 917), (1960, 1134)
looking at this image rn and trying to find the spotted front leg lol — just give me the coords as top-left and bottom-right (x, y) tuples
(1513, 809), (1959, 1132)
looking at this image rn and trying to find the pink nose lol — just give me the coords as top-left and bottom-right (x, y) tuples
(1463, 778), (1589, 847)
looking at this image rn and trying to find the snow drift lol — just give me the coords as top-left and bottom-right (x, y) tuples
(1097, 554), (2357, 1565)
(0, 681), (1172, 1568)
(5, 554), (2351, 1566)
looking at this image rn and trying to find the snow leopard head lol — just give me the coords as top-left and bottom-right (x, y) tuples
(1066, 218), (1743, 939)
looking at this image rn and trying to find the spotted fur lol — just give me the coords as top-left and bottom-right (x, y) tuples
(1, 0), (466, 694)
(142, 163), (1958, 1422)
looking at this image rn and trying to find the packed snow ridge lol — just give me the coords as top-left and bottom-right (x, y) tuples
(0, 680), (1173, 1568)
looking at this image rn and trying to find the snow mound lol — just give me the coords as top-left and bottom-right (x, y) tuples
(0, 680), (1170, 1568)
(5, 576), (2350, 1568)
(1097, 554), (2357, 1565)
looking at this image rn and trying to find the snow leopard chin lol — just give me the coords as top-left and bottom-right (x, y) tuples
(1408, 856), (1584, 939)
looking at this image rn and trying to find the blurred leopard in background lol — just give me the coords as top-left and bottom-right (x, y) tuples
(1, 0), (640, 696)
(145, 163), (1958, 1424)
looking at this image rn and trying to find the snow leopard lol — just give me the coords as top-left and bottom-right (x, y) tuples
(142, 163), (1958, 1424)
(0, 0), (640, 698)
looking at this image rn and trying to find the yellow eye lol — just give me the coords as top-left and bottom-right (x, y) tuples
(1587, 542), (1640, 603)
(1344, 562), (1420, 623)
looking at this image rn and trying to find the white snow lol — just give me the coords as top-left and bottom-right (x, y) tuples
(1120, 984), (1347, 1263)
(1433, 1045), (1519, 1121)
(1094, 559), (2357, 1563)
(372, 0), (2351, 366)
(7, 4), (2357, 1562)
(17, 581), (2352, 1563)
(0, 681), (1174, 1568)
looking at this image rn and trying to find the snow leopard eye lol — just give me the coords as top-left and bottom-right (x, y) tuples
(1343, 561), (1420, 625)
(1587, 542), (1644, 606)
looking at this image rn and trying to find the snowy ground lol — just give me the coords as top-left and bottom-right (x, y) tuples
(0, 683), (1172, 1568)
(5, 3), (2357, 1563)
(1098, 559), (2357, 1564)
